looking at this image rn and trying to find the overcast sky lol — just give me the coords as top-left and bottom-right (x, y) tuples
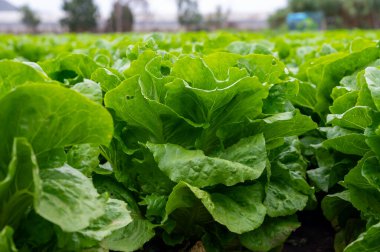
(8, 0), (287, 19)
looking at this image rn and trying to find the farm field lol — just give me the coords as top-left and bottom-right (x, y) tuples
(1, 31), (380, 251)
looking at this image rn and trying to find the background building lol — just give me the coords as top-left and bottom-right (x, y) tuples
(0, 0), (24, 33)
(1, 0), (279, 33)
(0, 0), (62, 33)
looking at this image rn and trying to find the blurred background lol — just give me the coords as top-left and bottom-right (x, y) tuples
(0, 0), (380, 33)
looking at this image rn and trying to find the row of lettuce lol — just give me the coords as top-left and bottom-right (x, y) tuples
(0, 32), (380, 251)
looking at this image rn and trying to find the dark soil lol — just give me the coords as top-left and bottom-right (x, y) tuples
(282, 208), (335, 252)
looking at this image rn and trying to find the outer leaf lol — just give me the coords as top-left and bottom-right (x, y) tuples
(71, 79), (103, 104)
(290, 81), (317, 110)
(345, 153), (380, 219)
(79, 199), (132, 240)
(218, 134), (267, 170)
(0, 84), (113, 168)
(362, 156), (380, 190)
(105, 76), (201, 150)
(37, 148), (66, 169)
(56, 199), (133, 250)
(105, 144), (175, 195)
(67, 144), (101, 176)
(364, 67), (380, 111)
(240, 215), (300, 251)
(330, 91), (359, 114)
(327, 106), (373, 131)
(0, 138), (39, 229)
(265, 138), (312, 217)
(364, 112), (380, 158)
(262, 80), (297, 114)
(307, 47), (379, 115)
(264, 180), (309, 217)
(101, 219), (155, 252)
(93, 175), (155, 251)
(105, 75), (165, 143)
(147, 134), (266, 188)
(259, 111), (317, 142)
(238, 54), (286, 83)
(0, 226), (17, 252)
(92, 175), (141, 216)
(323, 134), (370, 156)
(217, 110), (317, 148)
(203, 52), (245, 80)
(39, 53), (99, 81)
(91, 68), (122, 92)
(139, 194), (167, 222)
(321, 191), (354, 225)
(165, 182), (267, 234)
(345, 222), (380, 252)
(171, 56), (218, 90)
(0, 60), (48, 99)
(35, 164), (105, 232)
(307, 150), (353, 192)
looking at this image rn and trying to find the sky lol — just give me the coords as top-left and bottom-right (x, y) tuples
(8, 0), (287, 20)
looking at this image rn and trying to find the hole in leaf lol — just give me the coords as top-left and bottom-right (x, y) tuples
(160, 65), (171, 76)
(51, 70), (78, 83)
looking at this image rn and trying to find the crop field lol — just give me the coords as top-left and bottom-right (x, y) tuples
(1, 31), (380, 252)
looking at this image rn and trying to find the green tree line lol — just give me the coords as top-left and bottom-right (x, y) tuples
(269, 0), (380, 29)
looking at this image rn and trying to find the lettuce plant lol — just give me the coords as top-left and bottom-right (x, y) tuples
(5, 32), (380, 251)
(300, 39), (380, 251)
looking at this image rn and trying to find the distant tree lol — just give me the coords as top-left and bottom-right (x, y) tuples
(205, 5), (229, 30)
(316, 0), (342, 28)
(268, 8), (290, 29)
(341, 0), (380, 28)
(288, 0), (319, 12)
(177, 0), (202, 30)
(285, 0), (380, 29)
(106, 0), (149, 32)
(20, 5), (40, 33)
(107, 1), (134, 32)
(318, 0), (380, 28)
(318, 0), (341, 17)
(61, 0), (98, 32)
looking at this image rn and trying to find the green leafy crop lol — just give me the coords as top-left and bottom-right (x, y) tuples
(2, 31), (380, 252)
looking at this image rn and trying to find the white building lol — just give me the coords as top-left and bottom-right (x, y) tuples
(0, 0), (62, 33)
(227, 13), (269, 30)
(0, 0), (25, 33)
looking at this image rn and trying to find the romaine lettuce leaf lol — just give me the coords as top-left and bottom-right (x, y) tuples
(0, 226), (17, 252)
(146, 134), (266, 188)
(0, 84), (113, 169)
(240, 215), (300, 251)
(165, 182), (267, 234)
